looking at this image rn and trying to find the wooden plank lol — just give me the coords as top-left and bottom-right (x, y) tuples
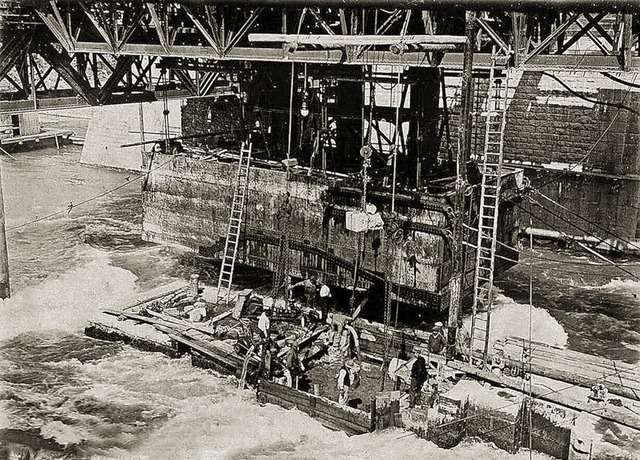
(447, 360), (640, 432)
(209, 309), (233, 324)
(102, 309), (189, 332)
(167, 332), (243, 370)
(119, 280), (189, 310)
(144, 309), (218, 337)
(259, 380), (371, 434)
(503, 355), (640, 401)
(248, 33), (467, 46)
(503, 337), (640, 400)
(505, 336), (637, 373)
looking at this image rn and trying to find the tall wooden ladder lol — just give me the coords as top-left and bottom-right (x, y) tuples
(469, 58), (509, 365)
(217, 141), (253, 303)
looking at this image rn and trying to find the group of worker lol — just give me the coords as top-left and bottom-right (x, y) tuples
(258, 274), (452, 409)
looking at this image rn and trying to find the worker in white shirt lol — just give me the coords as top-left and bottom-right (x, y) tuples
(257, 307), (271, 338)
(319, 283), (331, 322)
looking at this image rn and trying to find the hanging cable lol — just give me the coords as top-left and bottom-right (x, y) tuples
(7, 157), (176, 233)
(532, 188), (640, 257)
(517, 202), (640, 282)
(525, 196), (639, 263)
(527, 215), (534, 459)
(542, 71), (639, 115)
(286, 62), (295, 160)
(391, 68), (401, 213)
(533, 72), (639, 190)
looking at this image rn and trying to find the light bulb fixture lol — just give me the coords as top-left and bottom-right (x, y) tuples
(300, 91), (310, 117)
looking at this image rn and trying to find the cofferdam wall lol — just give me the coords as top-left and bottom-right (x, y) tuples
(141, 154), (521, 311)
(445, 70), (640, 242)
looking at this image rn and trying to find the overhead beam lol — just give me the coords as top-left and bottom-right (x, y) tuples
(30, 0), (640, 13)
(69, 40), (640, 70)
(248, 33), (468, 47)
(0, 34), (33, 82)
(98, 55), (137, 103)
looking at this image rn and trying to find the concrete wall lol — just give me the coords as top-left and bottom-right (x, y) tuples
(142, 155), (459, 308)
(80, 100), (181, 171)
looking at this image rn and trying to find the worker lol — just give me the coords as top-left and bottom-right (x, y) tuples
(428, 322), (447, 355)
(261, 338), (273, 380)
(283, 275), (293, 302)
(409, 353), (428, 408)
(343, 320), (362, 361)
(338, 328), (351, 359)
(283, 339), (303, 388)
(319, 283), (331, 322)
(336, 360), (351, 405)
(257, 307), (271, 338)
(293, 276), (318, 310)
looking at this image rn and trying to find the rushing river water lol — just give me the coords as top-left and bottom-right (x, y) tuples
(0, 133), (637, 459)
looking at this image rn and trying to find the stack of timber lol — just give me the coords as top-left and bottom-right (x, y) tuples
(502, 336), (640, 401)
(354, 318), (425, 360)
(258, 379), (373, 435)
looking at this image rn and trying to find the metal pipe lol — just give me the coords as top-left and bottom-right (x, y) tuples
(42, 0), (640, 13)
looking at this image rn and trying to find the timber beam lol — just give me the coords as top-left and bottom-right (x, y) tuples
(0, 33), (33, 83)
(18, 0), (640, 13)
(37, 43), (99, 105)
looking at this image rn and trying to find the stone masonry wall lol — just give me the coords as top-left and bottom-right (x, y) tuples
(444, 70), (640, 241)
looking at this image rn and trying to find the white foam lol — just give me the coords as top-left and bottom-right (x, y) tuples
(463, 293), (568, 349)
(0, 251), (138, 341)
(41, 420), (90, 446)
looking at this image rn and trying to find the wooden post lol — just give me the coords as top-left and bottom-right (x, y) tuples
(447, 10), (476, 359)
(622, 13), (633, 71)
(27, 53), (37, 111)
(138, 102), (146, 156)
(511, 12), (528, 68)
(0, 159), (10, 299)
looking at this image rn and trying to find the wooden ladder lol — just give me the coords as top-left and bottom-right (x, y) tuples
(469, 55), (509, 365)
(217, 140), (253, 303)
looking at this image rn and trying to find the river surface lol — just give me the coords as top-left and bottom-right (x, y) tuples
(0, 133), (638, 459)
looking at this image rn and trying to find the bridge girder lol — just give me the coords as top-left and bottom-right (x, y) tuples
(0, 1), (638, 111)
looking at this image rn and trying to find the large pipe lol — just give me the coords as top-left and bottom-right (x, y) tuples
(27, 0), (640, 13)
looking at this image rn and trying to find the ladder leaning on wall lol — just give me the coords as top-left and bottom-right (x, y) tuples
(217, 140), (253, 304)
(468, 56), (510, 366)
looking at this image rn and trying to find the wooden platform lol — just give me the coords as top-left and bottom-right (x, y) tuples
(84, 281), (640, 459)
(258, 379), (373, 435)
(1, 129), (73, 145)
(502, 336), (640, 402)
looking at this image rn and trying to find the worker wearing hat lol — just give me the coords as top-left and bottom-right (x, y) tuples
(428, 322), (447, 355)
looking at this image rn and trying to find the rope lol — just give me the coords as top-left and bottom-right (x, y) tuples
(517, 201), (640, 281)
(532, 188), (640, 258)
(7, 156), (176, 233)
(391, 68), (401, 213)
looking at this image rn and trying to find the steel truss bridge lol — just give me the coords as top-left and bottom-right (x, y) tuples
(0, 0), (639, 113)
